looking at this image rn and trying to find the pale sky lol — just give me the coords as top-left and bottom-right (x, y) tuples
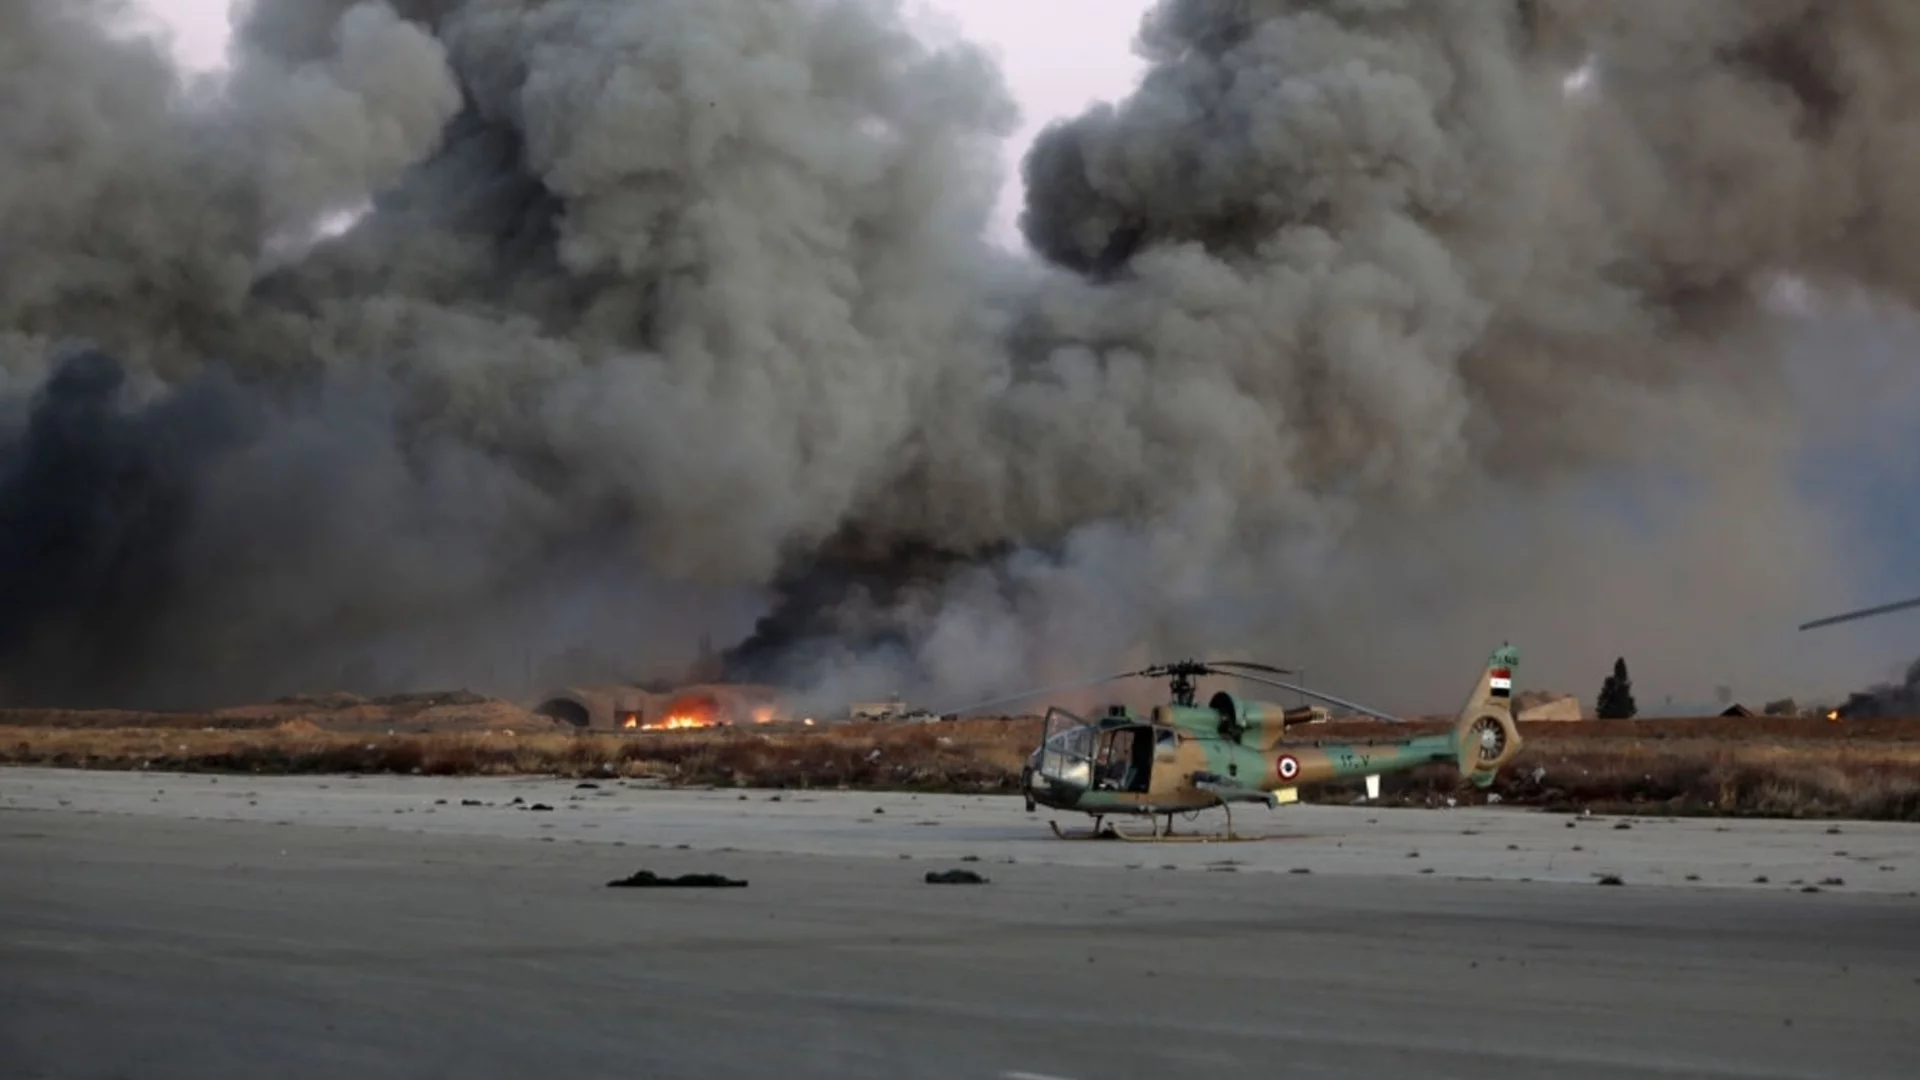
(133, 0), (1154, 249)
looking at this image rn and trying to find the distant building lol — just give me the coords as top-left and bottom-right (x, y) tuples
(843, 695), (942, 722)
(1653, 700), (1735, 718)
(850, 695), (908, 721)
(531, 682), (782, 731)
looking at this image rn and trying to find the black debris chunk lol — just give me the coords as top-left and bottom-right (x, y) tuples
(925, 869), (988, 885)
(460, 799), (483, 807)
(1597, 874), (1624, 886)
(528, 803), (553, 811)
(607, 870), (748, 888)
(576, 782), (600, 789)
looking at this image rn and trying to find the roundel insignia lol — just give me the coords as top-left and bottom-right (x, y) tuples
(1277, 754), (1300, 780)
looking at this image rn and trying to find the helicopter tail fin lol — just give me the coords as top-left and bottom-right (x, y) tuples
(1451, 644), (1523, 788)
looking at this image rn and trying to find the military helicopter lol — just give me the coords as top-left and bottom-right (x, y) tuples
(948, 644), (1525, 841)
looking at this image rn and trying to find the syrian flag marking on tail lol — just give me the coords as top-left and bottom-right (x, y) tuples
(1489, 667), (1512, 697)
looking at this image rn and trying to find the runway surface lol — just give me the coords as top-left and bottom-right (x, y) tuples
(3, 768), (1918, 1079)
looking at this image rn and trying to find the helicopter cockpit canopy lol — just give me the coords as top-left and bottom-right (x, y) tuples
(1033, 708), (1096, 792)
(1028, 707), (1161, 800)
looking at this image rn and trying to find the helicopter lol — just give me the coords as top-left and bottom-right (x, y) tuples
(947, 644), (1525, 841)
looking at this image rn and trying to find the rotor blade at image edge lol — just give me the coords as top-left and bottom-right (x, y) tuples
(1799, 594), (1920, 631)
(1217, 670), (1408, 724)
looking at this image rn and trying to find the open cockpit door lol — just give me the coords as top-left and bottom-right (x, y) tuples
(1090, 723), (1156, 793)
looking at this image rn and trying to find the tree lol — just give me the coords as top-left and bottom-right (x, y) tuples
(1597, 657), (1638, 719)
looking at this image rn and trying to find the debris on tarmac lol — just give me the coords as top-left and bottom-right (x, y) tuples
(606, 869), (748, 888)
(925, 869), (988, 885)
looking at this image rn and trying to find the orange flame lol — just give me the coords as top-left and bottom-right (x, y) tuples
(642, 713), (710, 731)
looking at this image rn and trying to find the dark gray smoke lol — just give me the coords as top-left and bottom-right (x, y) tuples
(3, 0), (1917, 711)
(1836, 654), (1920, 718)
(0, 348), (250, 704)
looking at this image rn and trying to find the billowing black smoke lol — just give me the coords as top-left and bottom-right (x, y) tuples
(721, 538), (1013, 689)
(0, 349), (256, 706)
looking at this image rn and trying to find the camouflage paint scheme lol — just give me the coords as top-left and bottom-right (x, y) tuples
(1020, 646), (1523, 822)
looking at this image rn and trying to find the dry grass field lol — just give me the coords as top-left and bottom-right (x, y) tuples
(4, 705), (1918, 820)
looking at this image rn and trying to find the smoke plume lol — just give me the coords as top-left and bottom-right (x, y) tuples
(2, 0), (1916, 710)
(1835, 654), (1920, 718)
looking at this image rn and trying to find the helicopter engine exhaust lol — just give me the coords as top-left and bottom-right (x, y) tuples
(1454, 706), (1522, 788)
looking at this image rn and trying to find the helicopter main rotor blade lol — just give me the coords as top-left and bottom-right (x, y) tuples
(1799, 594), (1920, 631)
(935, 671), (1143, 718)
(1215, 670), (1408, 724)
(1205, 660), (1297, 675)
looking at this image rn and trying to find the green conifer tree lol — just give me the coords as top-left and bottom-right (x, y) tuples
(1596, 656), (1637, 719)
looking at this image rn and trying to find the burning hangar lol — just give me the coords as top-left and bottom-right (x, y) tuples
(532, 682), (784, 732)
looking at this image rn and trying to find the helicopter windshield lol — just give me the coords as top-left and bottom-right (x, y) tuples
(1036, 708), (1096, 791)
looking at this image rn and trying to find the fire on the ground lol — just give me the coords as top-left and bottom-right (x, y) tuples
(619, 690), (783, 731)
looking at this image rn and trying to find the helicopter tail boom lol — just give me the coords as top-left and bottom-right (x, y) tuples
(1450, 644), (1523, 787)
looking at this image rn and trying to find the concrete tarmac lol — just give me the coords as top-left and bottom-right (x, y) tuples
(3, 768), (1919, 1079)
(6, 767), (1918, 892)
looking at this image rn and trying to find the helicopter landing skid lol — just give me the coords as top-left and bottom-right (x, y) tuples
(1047, 819), (1121, 841)
(1048, 803), (1271, 843)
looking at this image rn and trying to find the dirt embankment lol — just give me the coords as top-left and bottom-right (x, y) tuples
(4, 711), (1919, 820)
(0, 719), (1032, 794)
